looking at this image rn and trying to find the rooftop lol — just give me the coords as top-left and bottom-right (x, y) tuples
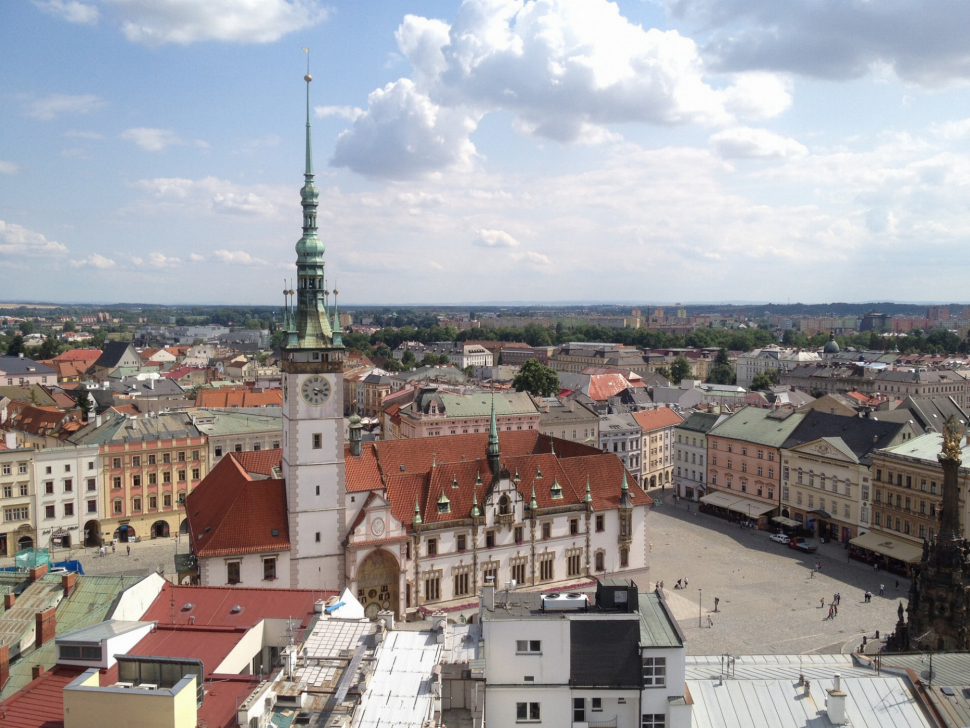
(709, 406), (807, 447)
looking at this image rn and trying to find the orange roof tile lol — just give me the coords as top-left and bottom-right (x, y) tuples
(186, 455), (289, 557)
(195, 387), (283, 408)
(52, 348), (102, 364)
(234, 448), (282, 478)
(586, 373), (632, 401)
(631, 408), (684, 432)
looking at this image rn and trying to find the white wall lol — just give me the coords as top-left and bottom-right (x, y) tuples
(201, 551), (291, 589)
(109, 573), (167, 621)
(485, 687), (572, 727)
(482, 618), (569, 685)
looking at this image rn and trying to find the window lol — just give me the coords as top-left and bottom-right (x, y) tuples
(574, 698), (586, 722)
(19, 484), (26, 497)
(132, 497), (141, 511)
(427, 538), (437, 556)
(783, 466), (790, 481)
(178, 470), (185, 482)
(87, 499), (97, 513)
(148, 454), (156, 465)
(541, 522), (551, 540)
(45, 505), (55, 519)
(227, 561), (241, 585)
(64, 502), (74, 517)
(132, 475), (141, 487)
(782, 486), (789, 501)
(149, 473), (157, 486)
(514, 526), (524, 544)
(86, 478), (96, 492)
(148, 495), (157, 510)
(620, 547), (629, 567)
(511, 561), (526, 585)
(482, 562), (497, 584)
(192, 468), (200, 480)
(132, 456), (141, 467)
(312, 434), (322, 449)
(592, 698), (602, 712)
(874, 513), (881, 526)
(113, 500), (122, 514)
(162, 471), (171, 483)
(0, 465), (8, 476)
(424, 573), (441, 601)
(516, 703), (540, 722)
(768, 468), (774, 479)
(768, 452), (775, 462)
(516, 640), (542, 653)
(796, 491), (803, 505)
(215, 446), (223, 457)
(642, 656), (667, 686)
(192, 450), (200, 461)
(46, 481), (54, 494)
(263, 557), (276, 580)
(4, 506), (28, 521)
(163, 453), (171, 464)
(642, 715), (665, 728)
(178, 451), (186, 462)
(485, 530), (495, 548)
(567, 550), (582, 577)
(453, 570), (470, 596)
(539, 557), (554, 581)
(757, 449), (764, 459)
(595, 551), (605, 570)
(457, 534), (467, 552)
(112, 458), (122, 469)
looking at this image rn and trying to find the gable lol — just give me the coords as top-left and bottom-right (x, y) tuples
(787, 437), (859, 464)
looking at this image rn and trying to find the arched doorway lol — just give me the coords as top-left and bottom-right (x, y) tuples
(782, 509), (790, 518)
(151, 520), (170, 539)
(83, 520), (102, 547)
(179, 518), (189, 535)
(355, 549), (400, 619)
(17, 536), (33, 551)
(650, 475), (656, 488)
(113, 525), (136, 543)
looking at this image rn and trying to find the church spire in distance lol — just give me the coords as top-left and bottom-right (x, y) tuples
(290, 50), (335, 350)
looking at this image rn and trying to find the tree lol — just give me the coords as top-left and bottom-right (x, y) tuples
(74, 383), (90, 421)
(437, 354), (451, 366)
(669, 356), (691, 385)
(750, 369), (780, 391)
(707, 350), (736, 385)
(655, 366), (672, 382)
(512, 359), (560, 398)
(91, 330), (106, 348)
(382, 358), (402, 372)
(37, 334), (60, 360)
(18, 321), (34, 336)
(62, 320), (76, 333)
(522, 323), (553, 347)
(421, 353), (440, 367)
(6, 334), (24, 356)
(401, 350), (416, 369)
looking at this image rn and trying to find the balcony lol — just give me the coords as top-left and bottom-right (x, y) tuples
(496, 512), (515, 526)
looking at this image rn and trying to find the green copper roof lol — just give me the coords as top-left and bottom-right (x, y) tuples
(708, 406), (806, 448)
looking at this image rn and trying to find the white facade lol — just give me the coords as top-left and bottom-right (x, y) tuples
(736, 347), (821, 389)
(599, 414), (642, 482)
(33, 445), (101, 551)
(451, 345), (493, 369)
(282, 354), (347, 591)
(198, 548), (292, 589)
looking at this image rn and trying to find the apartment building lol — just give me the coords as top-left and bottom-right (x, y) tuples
(632, 408), (683, 490)
(673, 412), (727, 502)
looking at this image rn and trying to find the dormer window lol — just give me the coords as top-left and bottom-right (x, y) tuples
(550, 478), (563, 499)
(437, 492), (451, 514)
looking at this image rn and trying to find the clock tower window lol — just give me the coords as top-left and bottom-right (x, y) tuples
(313, 434), (322, 449)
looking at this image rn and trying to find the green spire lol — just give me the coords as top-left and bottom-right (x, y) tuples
(619, 470), (631, 509)
(331, 285), (343, 347)
(550, 477), (562, 500)
(584, 476), (592, 504)
(529, 484), (538, 511)
(413, 498), (422, 525)
(452, 475), (459, 489)
(471, 488), (481, 518)
(475, 471), (482, 487)
(289, 66), (334, 350)
(487, 393), (500, 475)
(437, 491), (451, 514)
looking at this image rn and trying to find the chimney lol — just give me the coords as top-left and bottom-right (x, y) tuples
(4, 433), (15, 450)
(4, 593), (14, 610)
(482, 580), (495, 611)
(62, 573), (76, 598)
(31, 665), (42, 681)
(28, 563), (48, 583)
(826, 673), (847, 725)
(35, 607), (56, 648)
(0, 644), (8, 690)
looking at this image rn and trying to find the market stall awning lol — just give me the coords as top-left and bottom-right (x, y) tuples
(699, 491), (741, 509)
(725, 496), (776, 517)
(772, 516), (800, 527)
(808, 509), (832, 519)
(849, 531), (922, 564)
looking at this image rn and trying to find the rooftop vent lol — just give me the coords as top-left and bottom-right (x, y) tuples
(541, 593), (588, 611)
(231, 605), (243, 614)
(181, 603), (194, 611)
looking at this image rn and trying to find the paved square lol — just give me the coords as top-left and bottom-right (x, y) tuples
(645, 499), (909, 655)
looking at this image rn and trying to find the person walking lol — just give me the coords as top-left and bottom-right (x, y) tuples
(879, 583), (884, 597)
(833, 603), (838, 616)
(828, 605), (834, 619)
(835, 593), (840, 606)
(714, 597), (720, 612)
(111, 543), (116, 555)
(707, 615), (714, 628)
(126, 544), (131, 557)
(684, 577), (689, 588)
(820, 598), (825, 608)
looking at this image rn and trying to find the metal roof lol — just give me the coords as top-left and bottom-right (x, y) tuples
(709, 406), (806, 447)
(638, 592), (683, 648)
(191, 408), (281, 436)
(354, 630), (442, 728)
(880, 432), (970, 466)
(56, 620), (153, 644)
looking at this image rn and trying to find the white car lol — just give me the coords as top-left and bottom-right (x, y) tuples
(769, 533), (791, 544)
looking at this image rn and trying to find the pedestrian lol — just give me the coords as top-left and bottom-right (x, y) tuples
(833, 603), (838, 616)
(820, 598), (825, 608)
(111, 543), (116, 555)
(684, 577), (689, 588)
(708, 615), (714, 628)
(126, 544), (131, 557)
(835, 593), (840, 606)
(828, 605), (834, 619)
(714, 597), (720, 612)
(873, 562), (878, 572)
(879, 583), (884, 597)
(895, 580), (899, 589)
(810, 568), (815, 578)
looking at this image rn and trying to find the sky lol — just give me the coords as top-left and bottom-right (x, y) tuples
(2, 0), (970, 307)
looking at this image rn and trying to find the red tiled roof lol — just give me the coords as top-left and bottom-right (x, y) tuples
(631, 407), (683, 432)
(233, 448), (282, 478)
(186, 455), (290, 557)
(141, 582), (329, 629)
(139, 347), (162, 360)
(161, 365), (205, 381)
(586, 373), (632, 401)
(196, 387), (283, 408)
(0, 664), (84, 728)
(6, 405), (69, 437)
(109, 404), (140, 416)
(52, 348), (101, 364)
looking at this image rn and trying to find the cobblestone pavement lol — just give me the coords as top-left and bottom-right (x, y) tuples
(648, 496), (908, 656)
(0, 535), (186, 580)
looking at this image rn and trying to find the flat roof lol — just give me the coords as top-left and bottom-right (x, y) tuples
(56, 620), (153, 644)
(638, 592), (683, 648)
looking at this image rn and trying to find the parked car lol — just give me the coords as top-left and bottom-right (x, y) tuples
(789, 538), (818, 554)
(769, 533), (791, 544)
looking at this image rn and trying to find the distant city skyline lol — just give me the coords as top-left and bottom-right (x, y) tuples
(2, 1), (970, 305)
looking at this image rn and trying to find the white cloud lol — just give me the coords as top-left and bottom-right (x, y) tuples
(315, 106), (364, 122)
(24, 93), (104, 121)
(331, 0), (791, 178)
(120, 127), (184, 151)
(709, 127), (807, 159)
(931, 118), (970, 140)
(131, 176), (289, 217)
(0, 161), (19, 175)
(331, 79), (479, 179)
(0, 221), (69, 257)
(474, 229), (520, 248)
(70, 253), (115, 269)
(188, 253), (206, 263)
(511, 251), (551, 266)
(106, 0), (329, 46)
(33, 0), (98, 25)
(212, 249), (269, 266)
(147, 252), (180, 268)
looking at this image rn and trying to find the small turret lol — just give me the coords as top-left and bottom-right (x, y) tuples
(584, 476), (593, 505)
(348, 412), (362, 457)
(529, 484), (538, 513)
(413, 498), (422, 525)
(619, 470), (631, 509)
(470, 488), (481, 519)
(487, 394), (500, 476)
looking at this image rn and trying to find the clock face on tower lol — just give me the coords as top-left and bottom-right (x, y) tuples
(300, 375), (332, 406)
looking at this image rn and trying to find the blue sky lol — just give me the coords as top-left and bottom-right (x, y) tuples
(2, 0), (970, 306)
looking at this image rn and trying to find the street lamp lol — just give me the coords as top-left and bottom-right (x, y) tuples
(698, 588), (703, 628)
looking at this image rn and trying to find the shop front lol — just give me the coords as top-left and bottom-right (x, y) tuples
(848, 530), (921, 576)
